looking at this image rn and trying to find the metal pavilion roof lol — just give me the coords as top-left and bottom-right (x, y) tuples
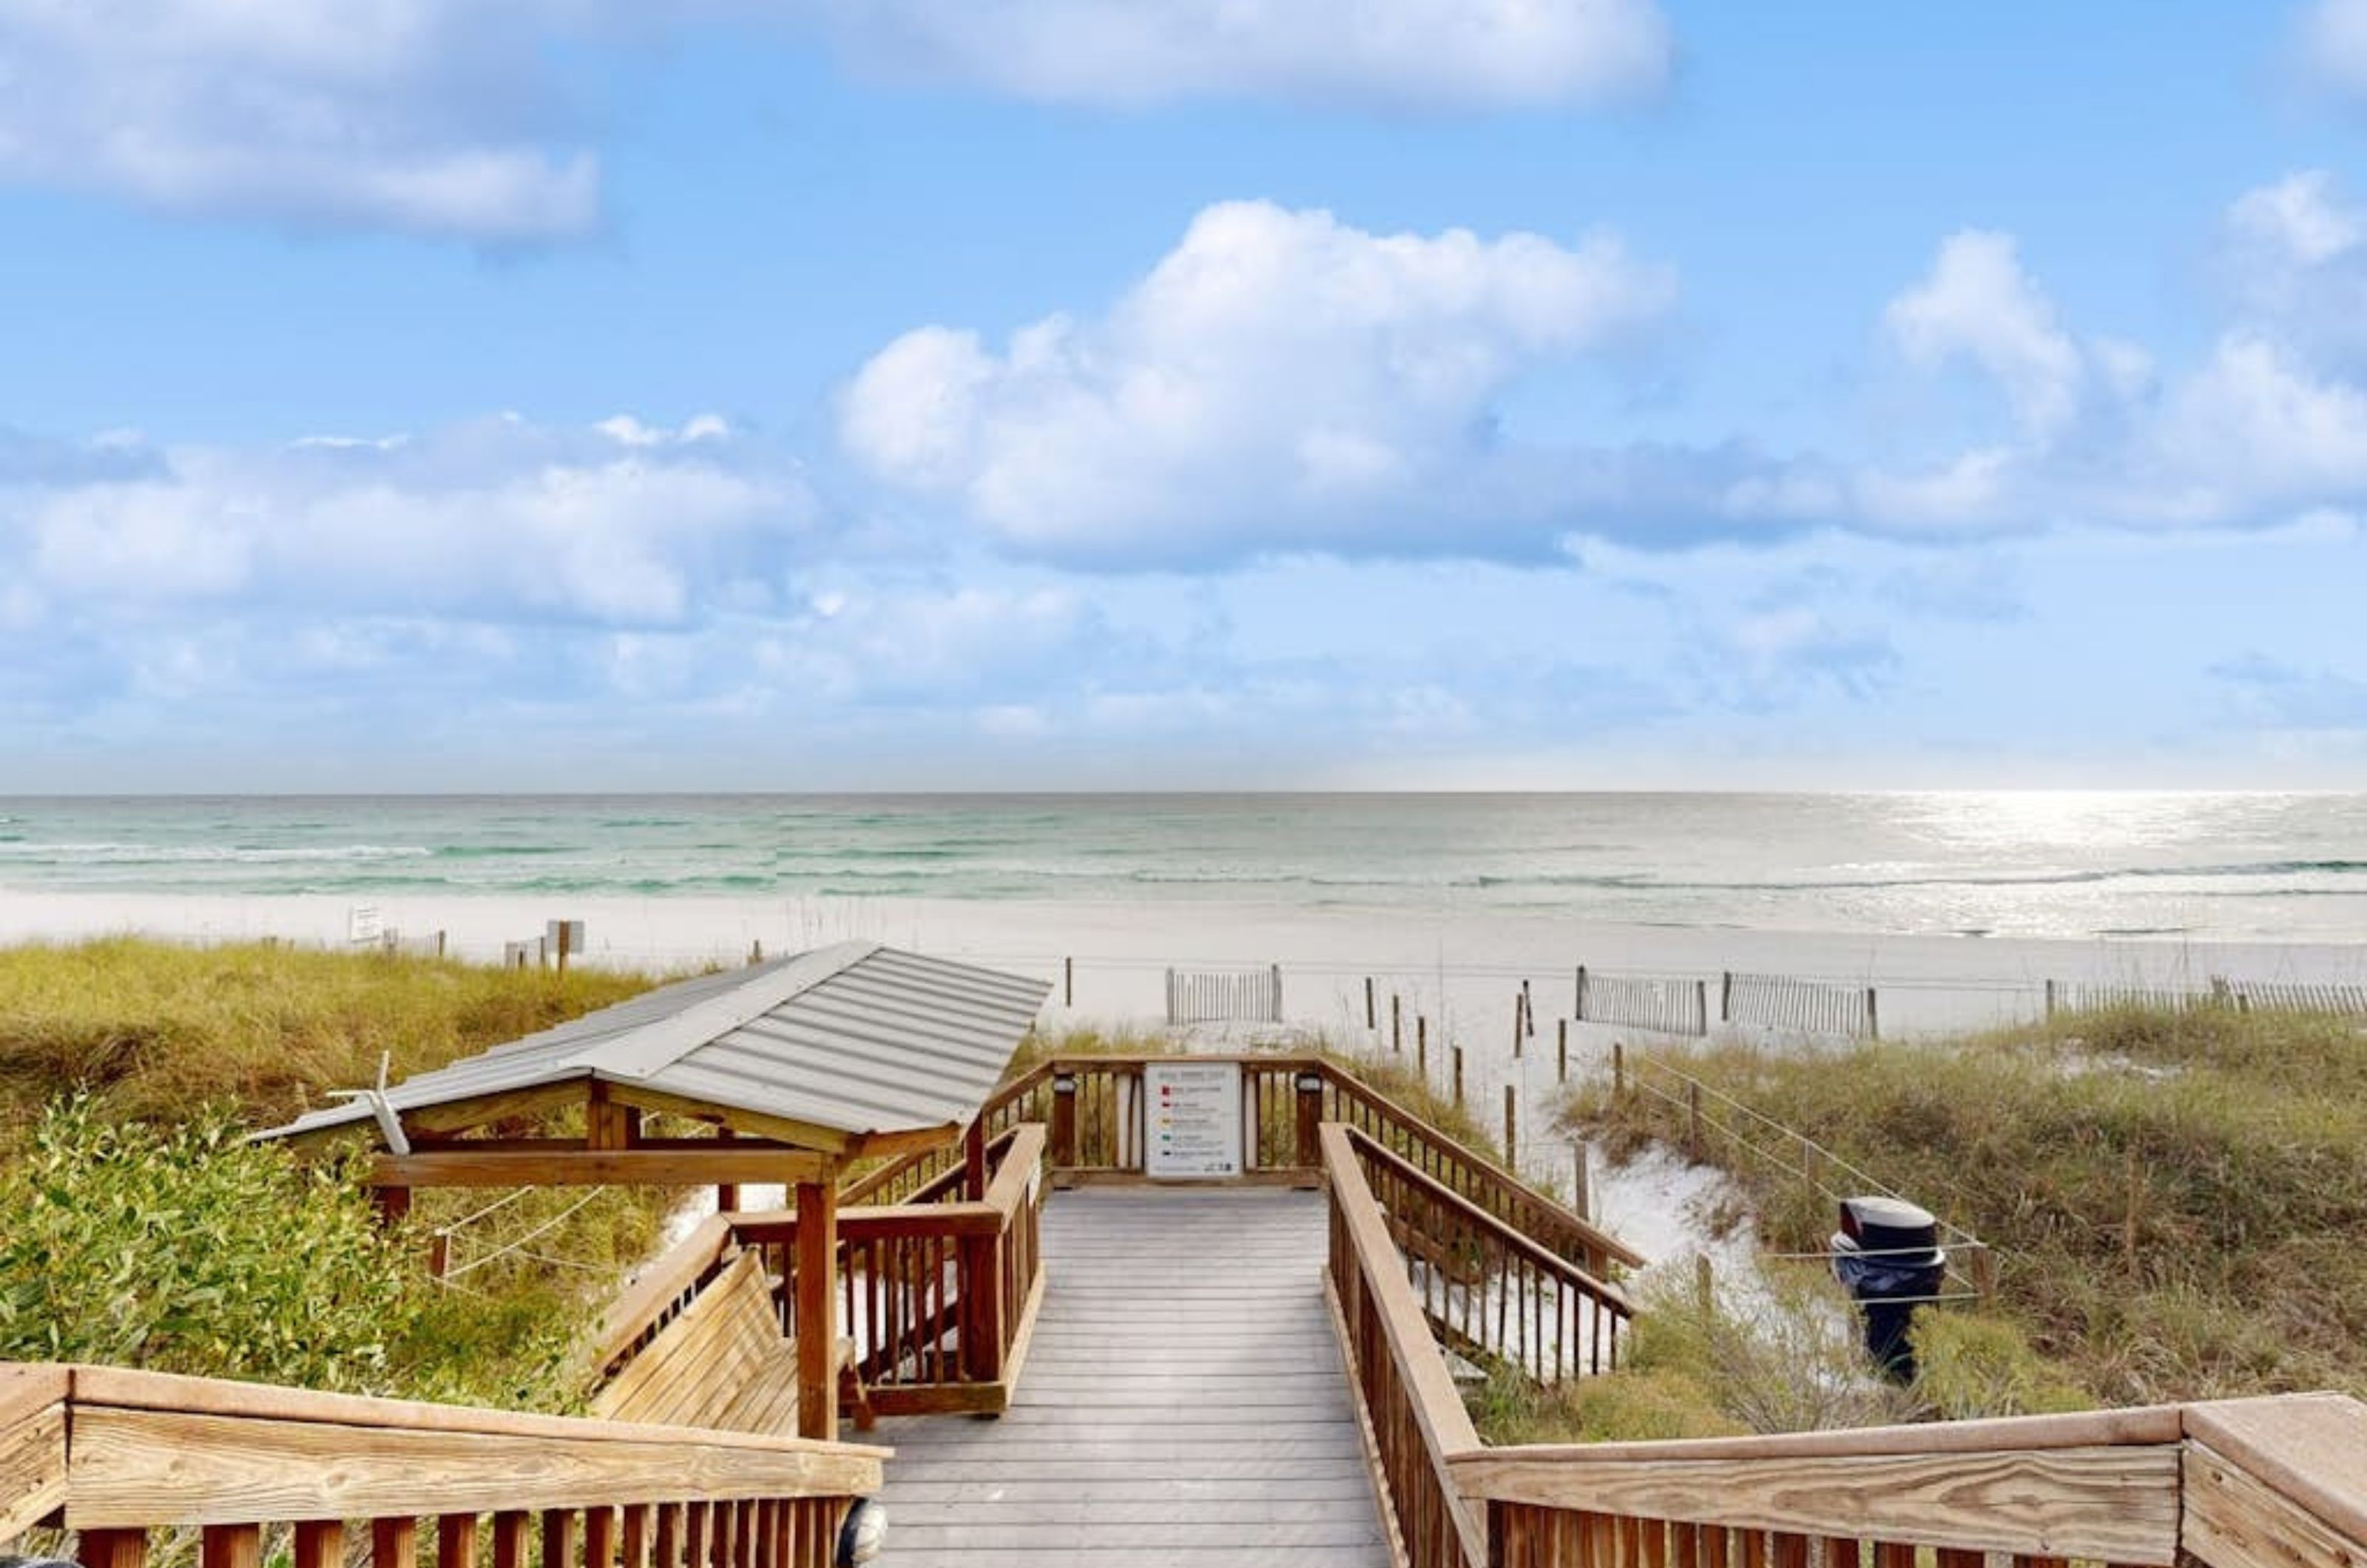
(256, 941), (1050, 1150)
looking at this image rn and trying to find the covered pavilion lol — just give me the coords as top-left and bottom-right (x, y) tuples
(255, 939), (1050, 1440)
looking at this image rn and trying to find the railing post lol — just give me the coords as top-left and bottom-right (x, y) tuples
(1295, 1069), (1325, 1170)
(794, 1178), (840, 1440)
(962, 1227), (1006, 1384)
(1050, 1070), (1077, 1169)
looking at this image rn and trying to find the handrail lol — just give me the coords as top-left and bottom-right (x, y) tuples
(1343, 1126), (1631, 1380)
(588, 1212), (738, 1376)
(1321, 1066), (1644, 1274)
(1, 1361), (884, 1564)
(1446, 1392), (2367, 1568)
(1320, 1123), (1488, 1568)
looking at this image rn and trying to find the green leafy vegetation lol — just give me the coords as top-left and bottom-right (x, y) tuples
(0, 938), (678, 1410)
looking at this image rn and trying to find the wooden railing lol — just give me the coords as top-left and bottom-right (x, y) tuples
(602, 1125), (1050, 1421)
(1456, 1392), (2367, 1568)
(1321, 1123), (1489, 1568)
(1342, 1126), (1632, 1382)
(0, 1362), (882, 1568)
(976, 1055), (1639, 1272)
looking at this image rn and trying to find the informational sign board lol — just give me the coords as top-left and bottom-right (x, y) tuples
(1143, 1060), (1244, 1180)
(347, 905), (383, 945)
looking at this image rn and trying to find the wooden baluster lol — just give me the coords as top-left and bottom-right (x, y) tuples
(437, 1515), (477, 1568)
(542, 1511), (578, 1568)
(203, 1525), (263, 1568)
(1638, 1517), (1667, 1568)
(493, 1513), (530, 1568)
(373, 1519), (418, 1568)
(653, 1504), (682, 1568)
(78, 1530), (149, 1568)
(1767, 1534), (1810, 1568)
(1871, 1543), (1914, 1568)
(296, 1521), (345, 1568)
(1933, 1552), (1982, 1568)
(683, 1504), (711, 1568)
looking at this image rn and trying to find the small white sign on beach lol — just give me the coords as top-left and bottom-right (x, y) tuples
(347, 905), (383, 945)
(1143, 1060), (1244, 1180)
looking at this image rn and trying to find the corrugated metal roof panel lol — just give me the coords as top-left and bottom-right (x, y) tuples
(257, 941), (1049, 1150)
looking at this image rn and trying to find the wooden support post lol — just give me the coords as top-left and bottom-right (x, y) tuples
(1612, 1039), (1624, 1098)
(1695, 1253), (1715, 1316)
(1503, 1084), (1518, 1172)
(78, 1530), (149, 1568)
(429, 1231), (450, 1277)
(960, 1221), (1005, 1385)
(1969, 1242), (1998, 1303)
(1695, 979), (1709, 1036)
(555, 921), (573, 979)
(964, 1115), (990, 1200)
(1064, 956), (1073, 1007)
(1294, 1070), (1324, 1170)
(1522, 979), (1535, 1037)
(1556, 1019), (1568, 1084)
(1391, 993), (1402, 1053)
(748, 940), (763, 967)
(1417, 1016), (1428, 1081)
(374, 1183), (412, 1227)
(1365, 976), (1376, 1030)
(1721, 970), (1733, 1023)
(1050, 1072), (1077, 1168)
(794, 1177), (840, 1441)
(1865, 986), (1880, 1040)
(1452, 1046), (1465, 1108)
(1572, 1143), (1590, 1220)
(1575, 964), (1588, 1021)
(2044, 977), (2057, 1019)
(1512, 996), (1524, 1058)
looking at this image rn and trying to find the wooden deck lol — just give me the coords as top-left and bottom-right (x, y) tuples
(872, 1187), (1394, 1567)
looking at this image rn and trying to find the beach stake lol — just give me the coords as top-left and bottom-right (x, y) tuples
(1503, 1084), (1517, 1171)
(1522, 979), (1535, 1037)
(1575, 964), (1589, 1021)
(748, 939), (763, 967)
(1365, 976), (1376, 1031)
(1572, 1143), (1590, 1220)
(2044, 978), (2057, 1020)
(1452, 1047), (1465, 1108)
(1392, 993), (1402, 1054)
(1695, 1254), (1715, 1315)
(1512, 997), (1523, 1058)
(1556, 1019), (1568, 1084)
(1721, 970), (1733, 1024)
(1417, 1016), (1428, 1083)
(1064, 957), (1073, 1008)
(1612, 1040), (1624, 1098)
(1865, 986), (1880, 1040)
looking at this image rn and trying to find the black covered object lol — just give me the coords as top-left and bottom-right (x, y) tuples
(1830, 1196), (1946, 1381)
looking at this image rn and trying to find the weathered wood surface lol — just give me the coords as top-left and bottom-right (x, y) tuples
(0, 1367), (68, 1539)
(2184, 1393), (2367, 1552)
(872, 1188), (1391, 1567)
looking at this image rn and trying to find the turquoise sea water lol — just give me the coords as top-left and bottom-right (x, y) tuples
(0, 793), (2362, 944)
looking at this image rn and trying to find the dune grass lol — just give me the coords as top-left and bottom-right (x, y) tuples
(1567, 1005), (2367, 1408)
(0, 937), (681, 1410)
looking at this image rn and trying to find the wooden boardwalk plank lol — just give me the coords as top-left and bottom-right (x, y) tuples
(872, 1188), (1391, 1567)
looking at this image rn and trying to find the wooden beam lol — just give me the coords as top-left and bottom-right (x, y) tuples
(0, 1390), (68, 1540)
(371, 1149), (834, 1189)
(1445, 1445), (2180, 1563)
(599, 1085), (857, 1156)
(2186, 1433), (2367, 1568)
(61, 1407), (885, 1528)
(794, 1182), (838, 1442)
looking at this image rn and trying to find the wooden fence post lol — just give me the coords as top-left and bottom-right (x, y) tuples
(1572, 1143), (1590, 1220)
(2044, 978), (2056, 1019)
(1695, 1254), (1715, 1316)
(1865, 987), (1880, 1040)
(1687, 1080), (1704, 1155)
(1391, 993), (1402, 1053)
(1050, 1071), (1077, 1168)
(1721, 970), (1733, 1023)
(1417, 1016), (1428, 1083)
(1694, 979), (1709, 1036)
(1612, 1039), (1624, 1098)
(1557, 1018), (1568, 1084)
(1522, 979), (1536, 1037)
(1365, 976), (1376, 1030)
(1503, 1084), (1517, 1171)
(1512, 997), (1524, 1059)
(1294, 1070), (1324, 1170)
(1575, 964), (1589, 1021)
(1064, 956), (1073, 1007)
(1452, 1046), (1465, 1108)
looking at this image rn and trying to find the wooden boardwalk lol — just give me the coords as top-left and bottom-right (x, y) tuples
(873, 1187), (1393, 1567)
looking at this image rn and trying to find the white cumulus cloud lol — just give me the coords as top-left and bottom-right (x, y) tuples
(0, 0), (607, 240)
(800, 0), (1672, 109)
(2296, 0), (2367, 100)
(1884, 231), (2086, 442)
(841, 200), (1679, 564)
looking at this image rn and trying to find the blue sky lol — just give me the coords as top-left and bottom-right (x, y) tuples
(4, 1), (2367, 790)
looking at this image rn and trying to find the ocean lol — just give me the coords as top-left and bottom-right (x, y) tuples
(1, 791), (2363, 946)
